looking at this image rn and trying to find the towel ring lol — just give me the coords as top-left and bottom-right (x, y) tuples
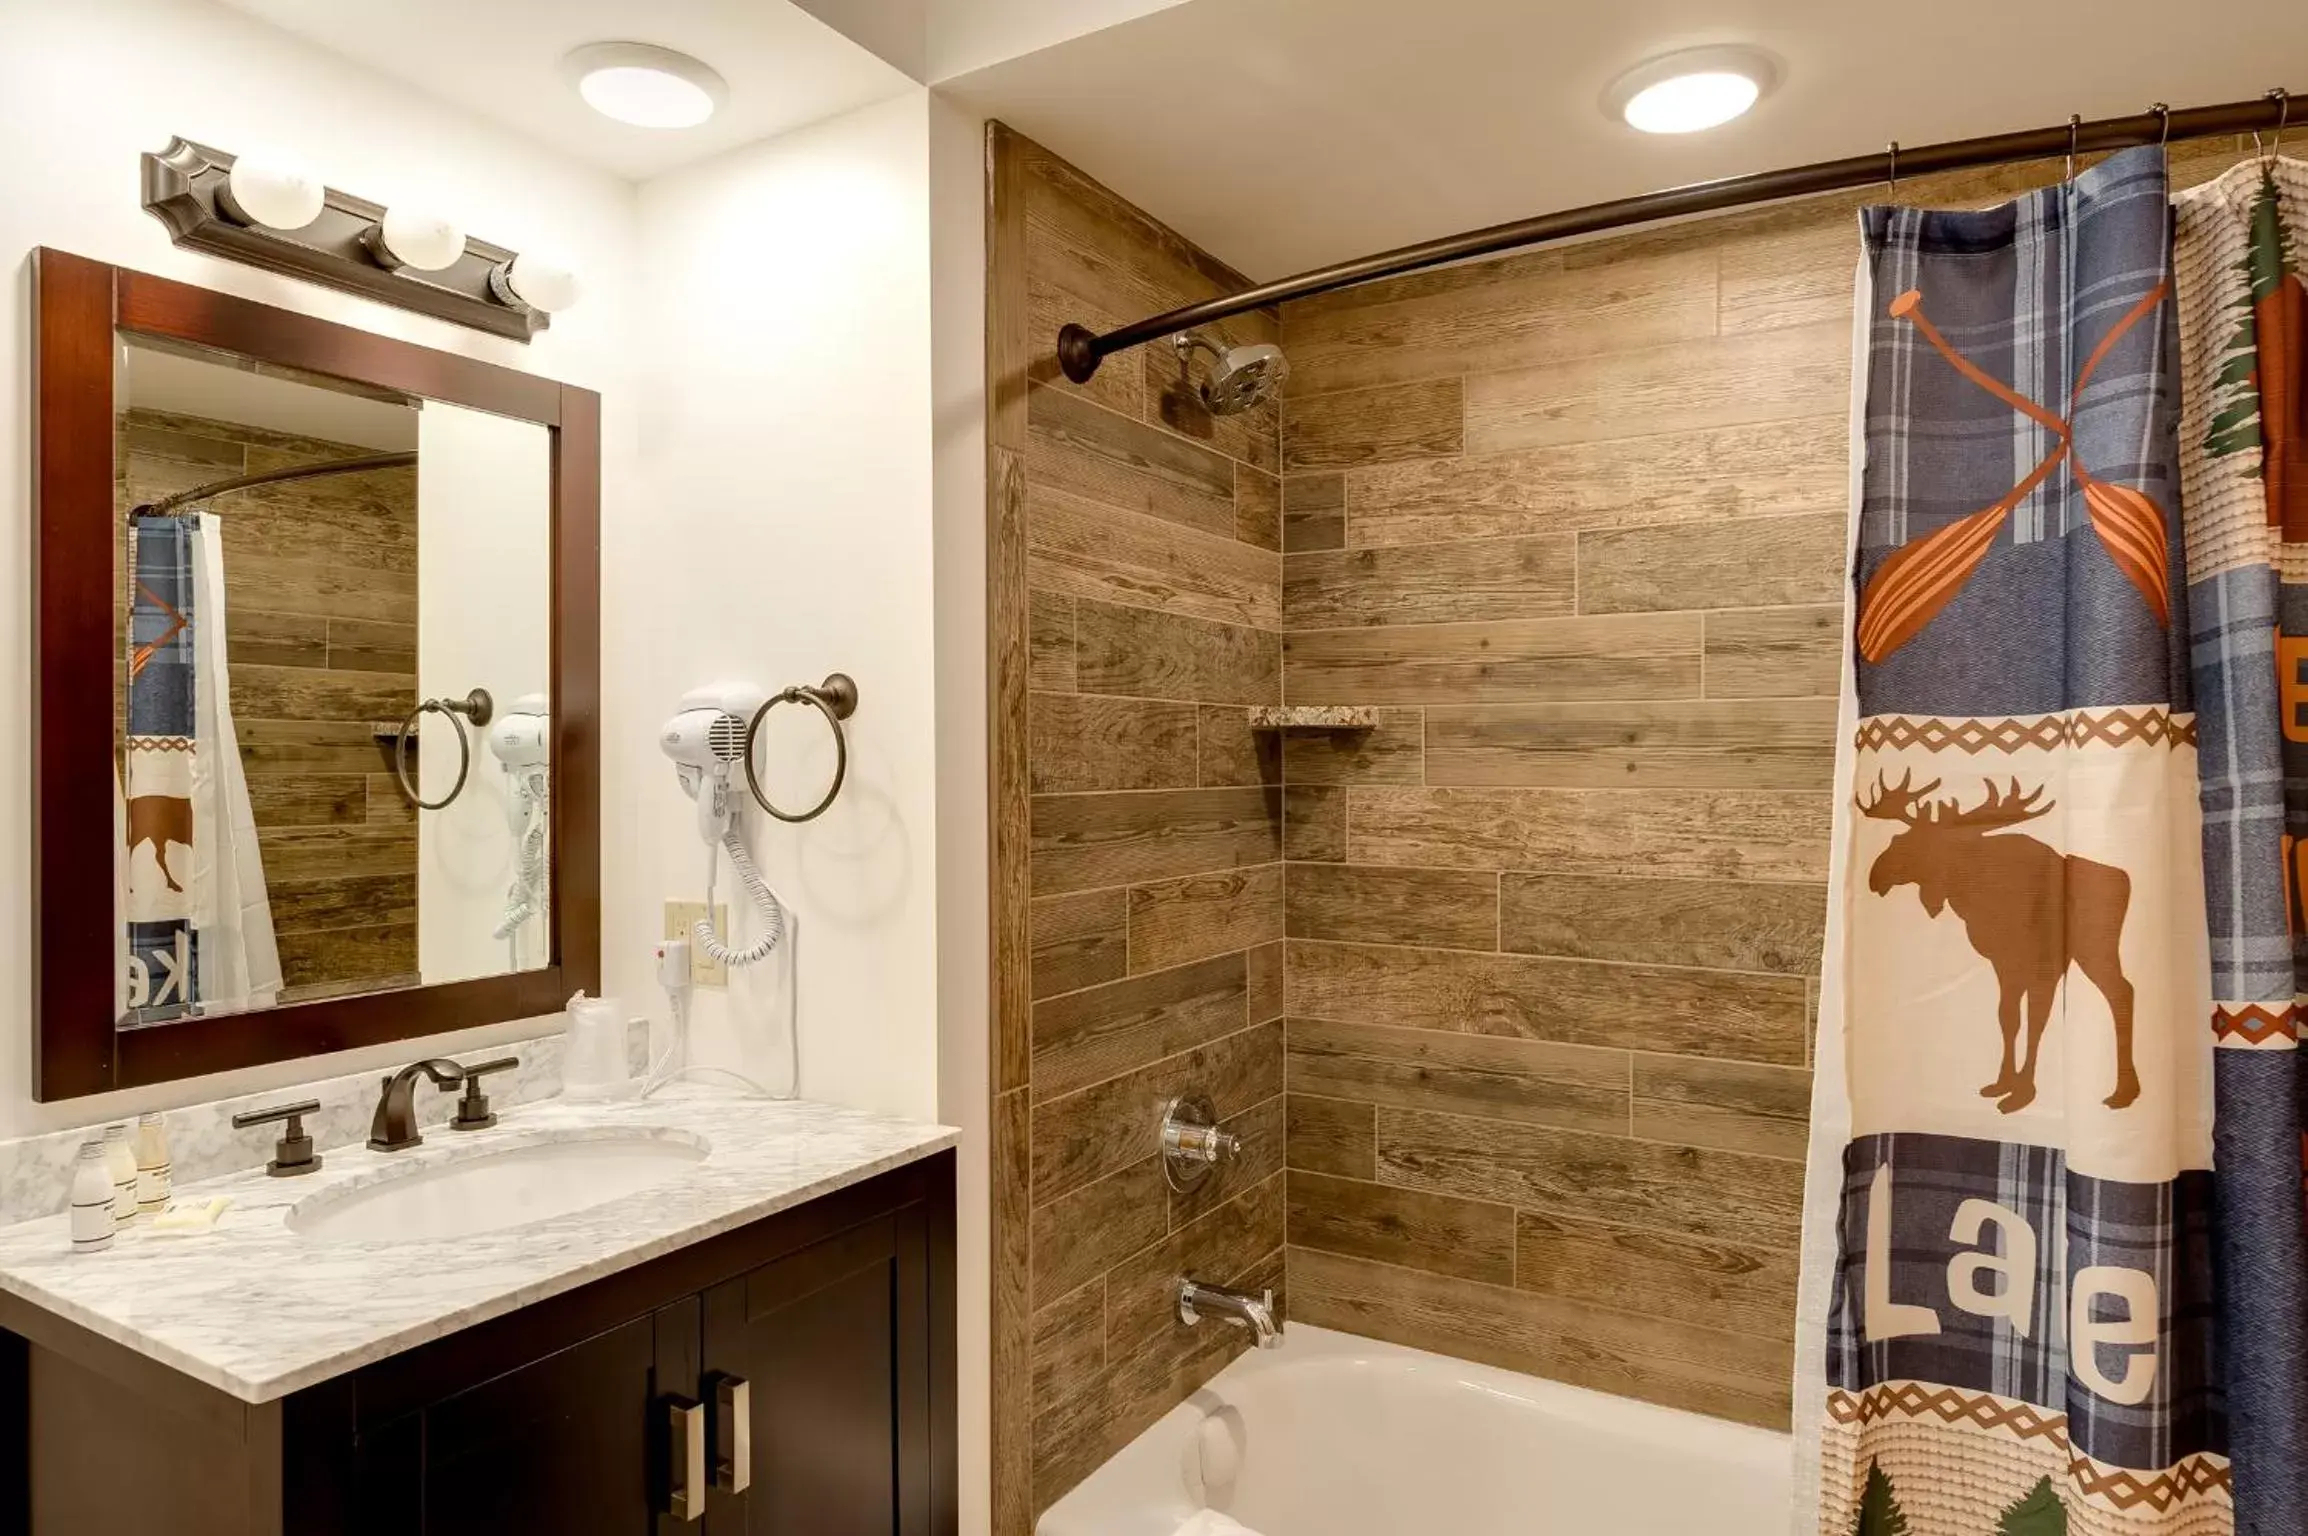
(742, 673), (858, 824)
(393, 688), (494, 810)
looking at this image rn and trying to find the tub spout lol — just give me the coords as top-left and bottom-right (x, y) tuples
(1178, 1278), (1283, 1348)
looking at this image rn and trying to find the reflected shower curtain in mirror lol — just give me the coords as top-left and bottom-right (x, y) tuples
(122, 510), (282, 1022)
(1793, 148), (2232, 1534)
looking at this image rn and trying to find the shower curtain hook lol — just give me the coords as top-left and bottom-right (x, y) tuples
(2150, 102), (2170, 149)
(2271, 88), (2290, 161)
(1885, 140), (1900, 193)
(2066, 114), (2082, 180)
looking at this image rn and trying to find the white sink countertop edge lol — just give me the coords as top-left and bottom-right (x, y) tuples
(0, 1089), (958, 1403)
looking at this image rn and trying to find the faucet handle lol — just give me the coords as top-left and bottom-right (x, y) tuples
(451, 1056), (520, 1131)
(1160, 1095), (1239, 1192)
(231, 1099), (324, 1177)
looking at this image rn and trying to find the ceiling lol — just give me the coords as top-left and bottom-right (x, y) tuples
(790, 0), (1192, 84)
(213, 0), (919, 180)
(212, 0), (1195, 181)
(124, 344), (418, 452)
(939, 0), (2308, 278)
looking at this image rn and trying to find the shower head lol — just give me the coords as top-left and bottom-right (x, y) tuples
(1174, 333), (1289, 415)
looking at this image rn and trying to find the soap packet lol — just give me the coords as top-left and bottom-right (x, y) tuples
(145, 1196), (233, 1235)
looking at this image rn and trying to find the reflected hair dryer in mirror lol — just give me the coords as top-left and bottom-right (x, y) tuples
(489, 694), (551, 966)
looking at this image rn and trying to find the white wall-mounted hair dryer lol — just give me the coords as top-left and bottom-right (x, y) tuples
(661, 682), (761, 844)
(659, 683), (785, 969)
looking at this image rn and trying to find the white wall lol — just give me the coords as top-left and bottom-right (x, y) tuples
(416, 403), (554, 983)
(0, 0), (640, 1138)
(621, 92), (942, 1122)
(928, 90), (992, 1536)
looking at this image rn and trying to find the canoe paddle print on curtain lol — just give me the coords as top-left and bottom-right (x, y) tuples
(1793, 147), (2233, 1535)
(2173, 152), (2308, 1536)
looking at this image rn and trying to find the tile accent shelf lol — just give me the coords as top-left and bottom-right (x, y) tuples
(1247, 706), (1377, 730)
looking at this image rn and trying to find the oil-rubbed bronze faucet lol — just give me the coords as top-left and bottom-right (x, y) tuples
(368, 1059), (466, 1152)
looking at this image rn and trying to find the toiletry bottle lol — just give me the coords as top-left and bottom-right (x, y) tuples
(69, 1142), (116, 1253)
(134, 1111), (172, 1214)
(102, 1123), (138, 1223)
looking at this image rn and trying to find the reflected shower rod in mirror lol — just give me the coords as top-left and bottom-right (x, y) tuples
(131, 450), (417, 516)
(1055, 86), (2297, 382)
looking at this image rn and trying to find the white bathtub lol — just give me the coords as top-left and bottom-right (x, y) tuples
(1037, 1325), (1791, 1536)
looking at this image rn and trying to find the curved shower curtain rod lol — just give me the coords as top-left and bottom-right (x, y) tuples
(133, 450), (417, 516)
(1055, 87), (2298, 384)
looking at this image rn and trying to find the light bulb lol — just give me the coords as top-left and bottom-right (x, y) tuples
(221, 152), (325, 231)
(375, 207), (467, 272)
(490, 254), (582, 315)
(563, 43), (726, 130)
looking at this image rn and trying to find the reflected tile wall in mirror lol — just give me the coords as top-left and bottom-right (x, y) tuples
(113, 338), (553, 1029)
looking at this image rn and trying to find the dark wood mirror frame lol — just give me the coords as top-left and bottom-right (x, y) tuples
(30, 248), (601, 1101)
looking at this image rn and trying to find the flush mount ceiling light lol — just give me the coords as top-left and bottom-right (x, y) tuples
(1605, 46), (1779, 135)
(564, 42), (727, 129)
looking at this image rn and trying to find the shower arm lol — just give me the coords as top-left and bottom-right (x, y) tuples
(1172, 332), (1226, 365)
(1056, 88), (2298, 384)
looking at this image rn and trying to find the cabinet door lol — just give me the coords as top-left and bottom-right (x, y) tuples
(701, 1208), (934, 1535)
(354, 1313), (663, 1536)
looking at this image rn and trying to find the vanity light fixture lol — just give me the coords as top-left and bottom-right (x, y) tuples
(565, 42), (727, 129)
(367, 206), (469, 273)
(216, 149), (325, 231)
(142, 137), (557, 340)
(1605, 46), (1779, 135)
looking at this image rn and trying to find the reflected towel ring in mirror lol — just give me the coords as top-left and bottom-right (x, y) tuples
(742, 673), (858, 824)
(393, 688), (496, 810)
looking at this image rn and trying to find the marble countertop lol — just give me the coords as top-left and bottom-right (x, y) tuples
(0, 1089), (957, 1403)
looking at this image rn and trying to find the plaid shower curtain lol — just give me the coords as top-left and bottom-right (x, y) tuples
(1795, 147), (2232, 1534)
(2173, 153), (2308, 1536)
(123, 512), (201, 1020)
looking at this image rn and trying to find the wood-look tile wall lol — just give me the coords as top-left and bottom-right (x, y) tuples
(986, 131), (2269, 1507)
(1270, 138), (2263, 1432)
(988, 126), (1287, 1529)
(121, 409), (419, 1002)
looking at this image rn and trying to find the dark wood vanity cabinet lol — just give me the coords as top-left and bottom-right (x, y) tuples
(0, 1154), (955, 1536)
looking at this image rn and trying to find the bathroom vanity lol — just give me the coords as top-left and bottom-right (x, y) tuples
(0, 1092), (958, 1534)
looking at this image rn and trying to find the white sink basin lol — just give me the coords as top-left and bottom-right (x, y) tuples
(287, 1131), (709, 1245)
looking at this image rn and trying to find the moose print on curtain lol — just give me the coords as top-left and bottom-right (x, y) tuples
(1796, 147), (2232, 1536)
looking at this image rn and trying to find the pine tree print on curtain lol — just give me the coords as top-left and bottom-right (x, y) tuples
(1795, 147), (2228, 1535)
(2173, 153), (2308, 1536)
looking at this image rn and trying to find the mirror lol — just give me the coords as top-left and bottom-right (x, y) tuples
(35, 249), (599, 1099)
(116, 340), (553, 1024)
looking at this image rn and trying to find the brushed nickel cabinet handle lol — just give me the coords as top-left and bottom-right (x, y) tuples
(712, 1374), (752, 1494)
(665, 1396), (706, 1522)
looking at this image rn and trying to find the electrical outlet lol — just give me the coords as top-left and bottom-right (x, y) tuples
(663, 900), (730, 988)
